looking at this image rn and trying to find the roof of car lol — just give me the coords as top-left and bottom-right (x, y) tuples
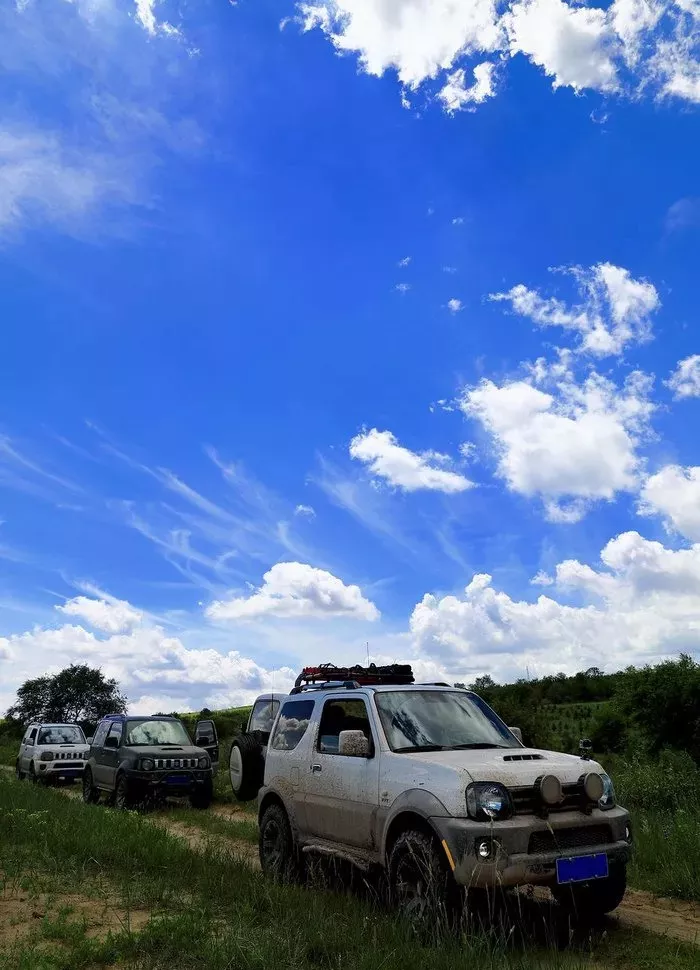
(100, 713), (179, 722)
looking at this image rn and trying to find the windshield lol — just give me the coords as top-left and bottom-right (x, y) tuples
(37, 726), (85, 745)
(375, 691), (519, 752)
(125, 719), (191, 746)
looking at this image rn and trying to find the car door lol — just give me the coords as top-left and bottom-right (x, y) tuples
(97, 722), (122, 789)
(194, 719), (219, 775)
(89, 720), (109, 785)
(303, 696), (380, 850)
(20, 726), (37, 771)
(264, 698), (316, 834)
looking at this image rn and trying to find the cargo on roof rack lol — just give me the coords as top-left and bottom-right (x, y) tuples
(291, 663), (414, 693)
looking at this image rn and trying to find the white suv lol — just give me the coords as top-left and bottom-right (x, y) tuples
(16, 723), (90, 784)
(246, 673), (632, 924)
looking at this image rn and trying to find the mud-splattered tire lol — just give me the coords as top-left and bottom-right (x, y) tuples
(82, 768), (100, 804)
(259, 803), (303, 882)
(553, 860), (627, 919)
(29, 763), (40, 784)
(388, 830), (459, 934)
(229, 734), (264, 802)
(114, 774), (134, 811)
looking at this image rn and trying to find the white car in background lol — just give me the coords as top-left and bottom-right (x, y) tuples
(16, 723), (90, 784)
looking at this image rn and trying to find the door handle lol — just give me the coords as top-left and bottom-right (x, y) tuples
(311, 764), (322, 773)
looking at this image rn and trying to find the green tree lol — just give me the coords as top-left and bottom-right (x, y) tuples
(615, 654), (700, 762)
(6, 664), (127, 726)
(590, 705), (627, 754)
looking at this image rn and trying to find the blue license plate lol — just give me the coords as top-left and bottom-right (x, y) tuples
(166, 774), (190, 785)
(556, 853), (609, 884)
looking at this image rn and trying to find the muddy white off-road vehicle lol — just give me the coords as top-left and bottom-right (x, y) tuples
(232, 664), (632, 923)
(16, 723), (90, 783)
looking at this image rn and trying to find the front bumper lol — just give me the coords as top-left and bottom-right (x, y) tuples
(124, 768), (212, 797)
(38, 762), (85, 778)
(430, 806), (632, 889)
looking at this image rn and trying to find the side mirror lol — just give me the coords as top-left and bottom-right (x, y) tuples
(86, 737), (94, 745)
(338, 730), (370, 758)
(509, 727), (523, 743)
(105, 736), (119, 749)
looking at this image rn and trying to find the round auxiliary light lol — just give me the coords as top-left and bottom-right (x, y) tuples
(539, 774), (563, 806)
(583, 771), (605, 802)
(477, 840), (492, 860)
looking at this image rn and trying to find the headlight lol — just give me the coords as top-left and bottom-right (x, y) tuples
(40, 752), (53, 762)
(140, 758), (155, 771)
(466, 782), (512, 821)
(599, 772), (615, 809)
(198, 756), (210, 769)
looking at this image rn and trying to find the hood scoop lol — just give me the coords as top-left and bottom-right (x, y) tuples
(502, 753), (545, 762)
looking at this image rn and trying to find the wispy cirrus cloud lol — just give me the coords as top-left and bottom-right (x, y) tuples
(0, 0), (201, 238)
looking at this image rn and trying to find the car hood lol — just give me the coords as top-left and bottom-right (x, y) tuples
(402, 747), (602, 787)
(124, 745), (207, 758)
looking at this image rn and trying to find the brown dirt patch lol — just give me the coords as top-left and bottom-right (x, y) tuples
(614, 888), (700, 946)
(149, 816), (260, 868)
(0, 886), (150, 946)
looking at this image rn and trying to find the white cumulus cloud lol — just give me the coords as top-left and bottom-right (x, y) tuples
(350, 428), (474, 493)
(410, 530), (700, 679)
(439, 61), (497, 112)
(639, 464), (700, 540)
(56, 595), (143, 634)
(297, 0), (700, 109)
(206, 562), (380, 622)
(461, 369), (654, 521)
(667, 355), (700, 398)
(491, 263), (660, 357)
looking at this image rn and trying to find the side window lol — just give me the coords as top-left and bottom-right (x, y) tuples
(92, 722), (109, 748)
(318, 699), (373, 755)
(106, 723), (122, 746)
(249, 699), (280, 734)
(271, 700), (315, 751)
(27, 728), (37, 745)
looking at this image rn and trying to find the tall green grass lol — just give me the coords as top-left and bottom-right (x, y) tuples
(606, 750), (700, 901)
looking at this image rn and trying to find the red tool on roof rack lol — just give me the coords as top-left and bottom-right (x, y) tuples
(293, 662), (414, 691)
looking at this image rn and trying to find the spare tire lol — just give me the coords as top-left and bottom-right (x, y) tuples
(229, 734), (264, 801)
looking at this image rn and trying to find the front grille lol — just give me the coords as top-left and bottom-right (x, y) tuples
(55, 751), (82, 760)
(528, 825), (612, 855)
(511, 782), (585, 815)
(154, 758), (198, 770)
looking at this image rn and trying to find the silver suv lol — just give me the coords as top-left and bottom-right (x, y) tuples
(237, 667), (632, 924)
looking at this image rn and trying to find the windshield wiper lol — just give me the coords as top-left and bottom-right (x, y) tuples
(393, 744), (446, 753)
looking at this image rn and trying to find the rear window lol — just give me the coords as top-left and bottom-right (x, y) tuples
(271, 700), (314, 751)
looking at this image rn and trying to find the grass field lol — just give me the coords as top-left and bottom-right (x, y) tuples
(2, 773), (699, 970)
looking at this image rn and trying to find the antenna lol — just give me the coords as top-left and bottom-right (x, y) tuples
(366, 641), (370, 666)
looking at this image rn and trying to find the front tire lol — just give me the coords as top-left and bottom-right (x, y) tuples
(114, 774), (133, 811)
(259, 803), (303, 882)
(388, 830), (458, 934)
(29, 763), (39, 784)
(82, 768), (100, 804)
(15, 761), (24, 781)
(553, 860), (627, 919)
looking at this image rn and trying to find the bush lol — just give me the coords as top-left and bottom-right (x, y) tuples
(590, 705), (627, 754)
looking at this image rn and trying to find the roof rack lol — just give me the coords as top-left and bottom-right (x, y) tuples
(290, 663), (414, 694)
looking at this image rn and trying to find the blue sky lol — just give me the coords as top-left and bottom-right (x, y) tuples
(2, 0), (700, 714)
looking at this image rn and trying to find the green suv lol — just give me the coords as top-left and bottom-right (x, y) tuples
(82, 714), (218, 810)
